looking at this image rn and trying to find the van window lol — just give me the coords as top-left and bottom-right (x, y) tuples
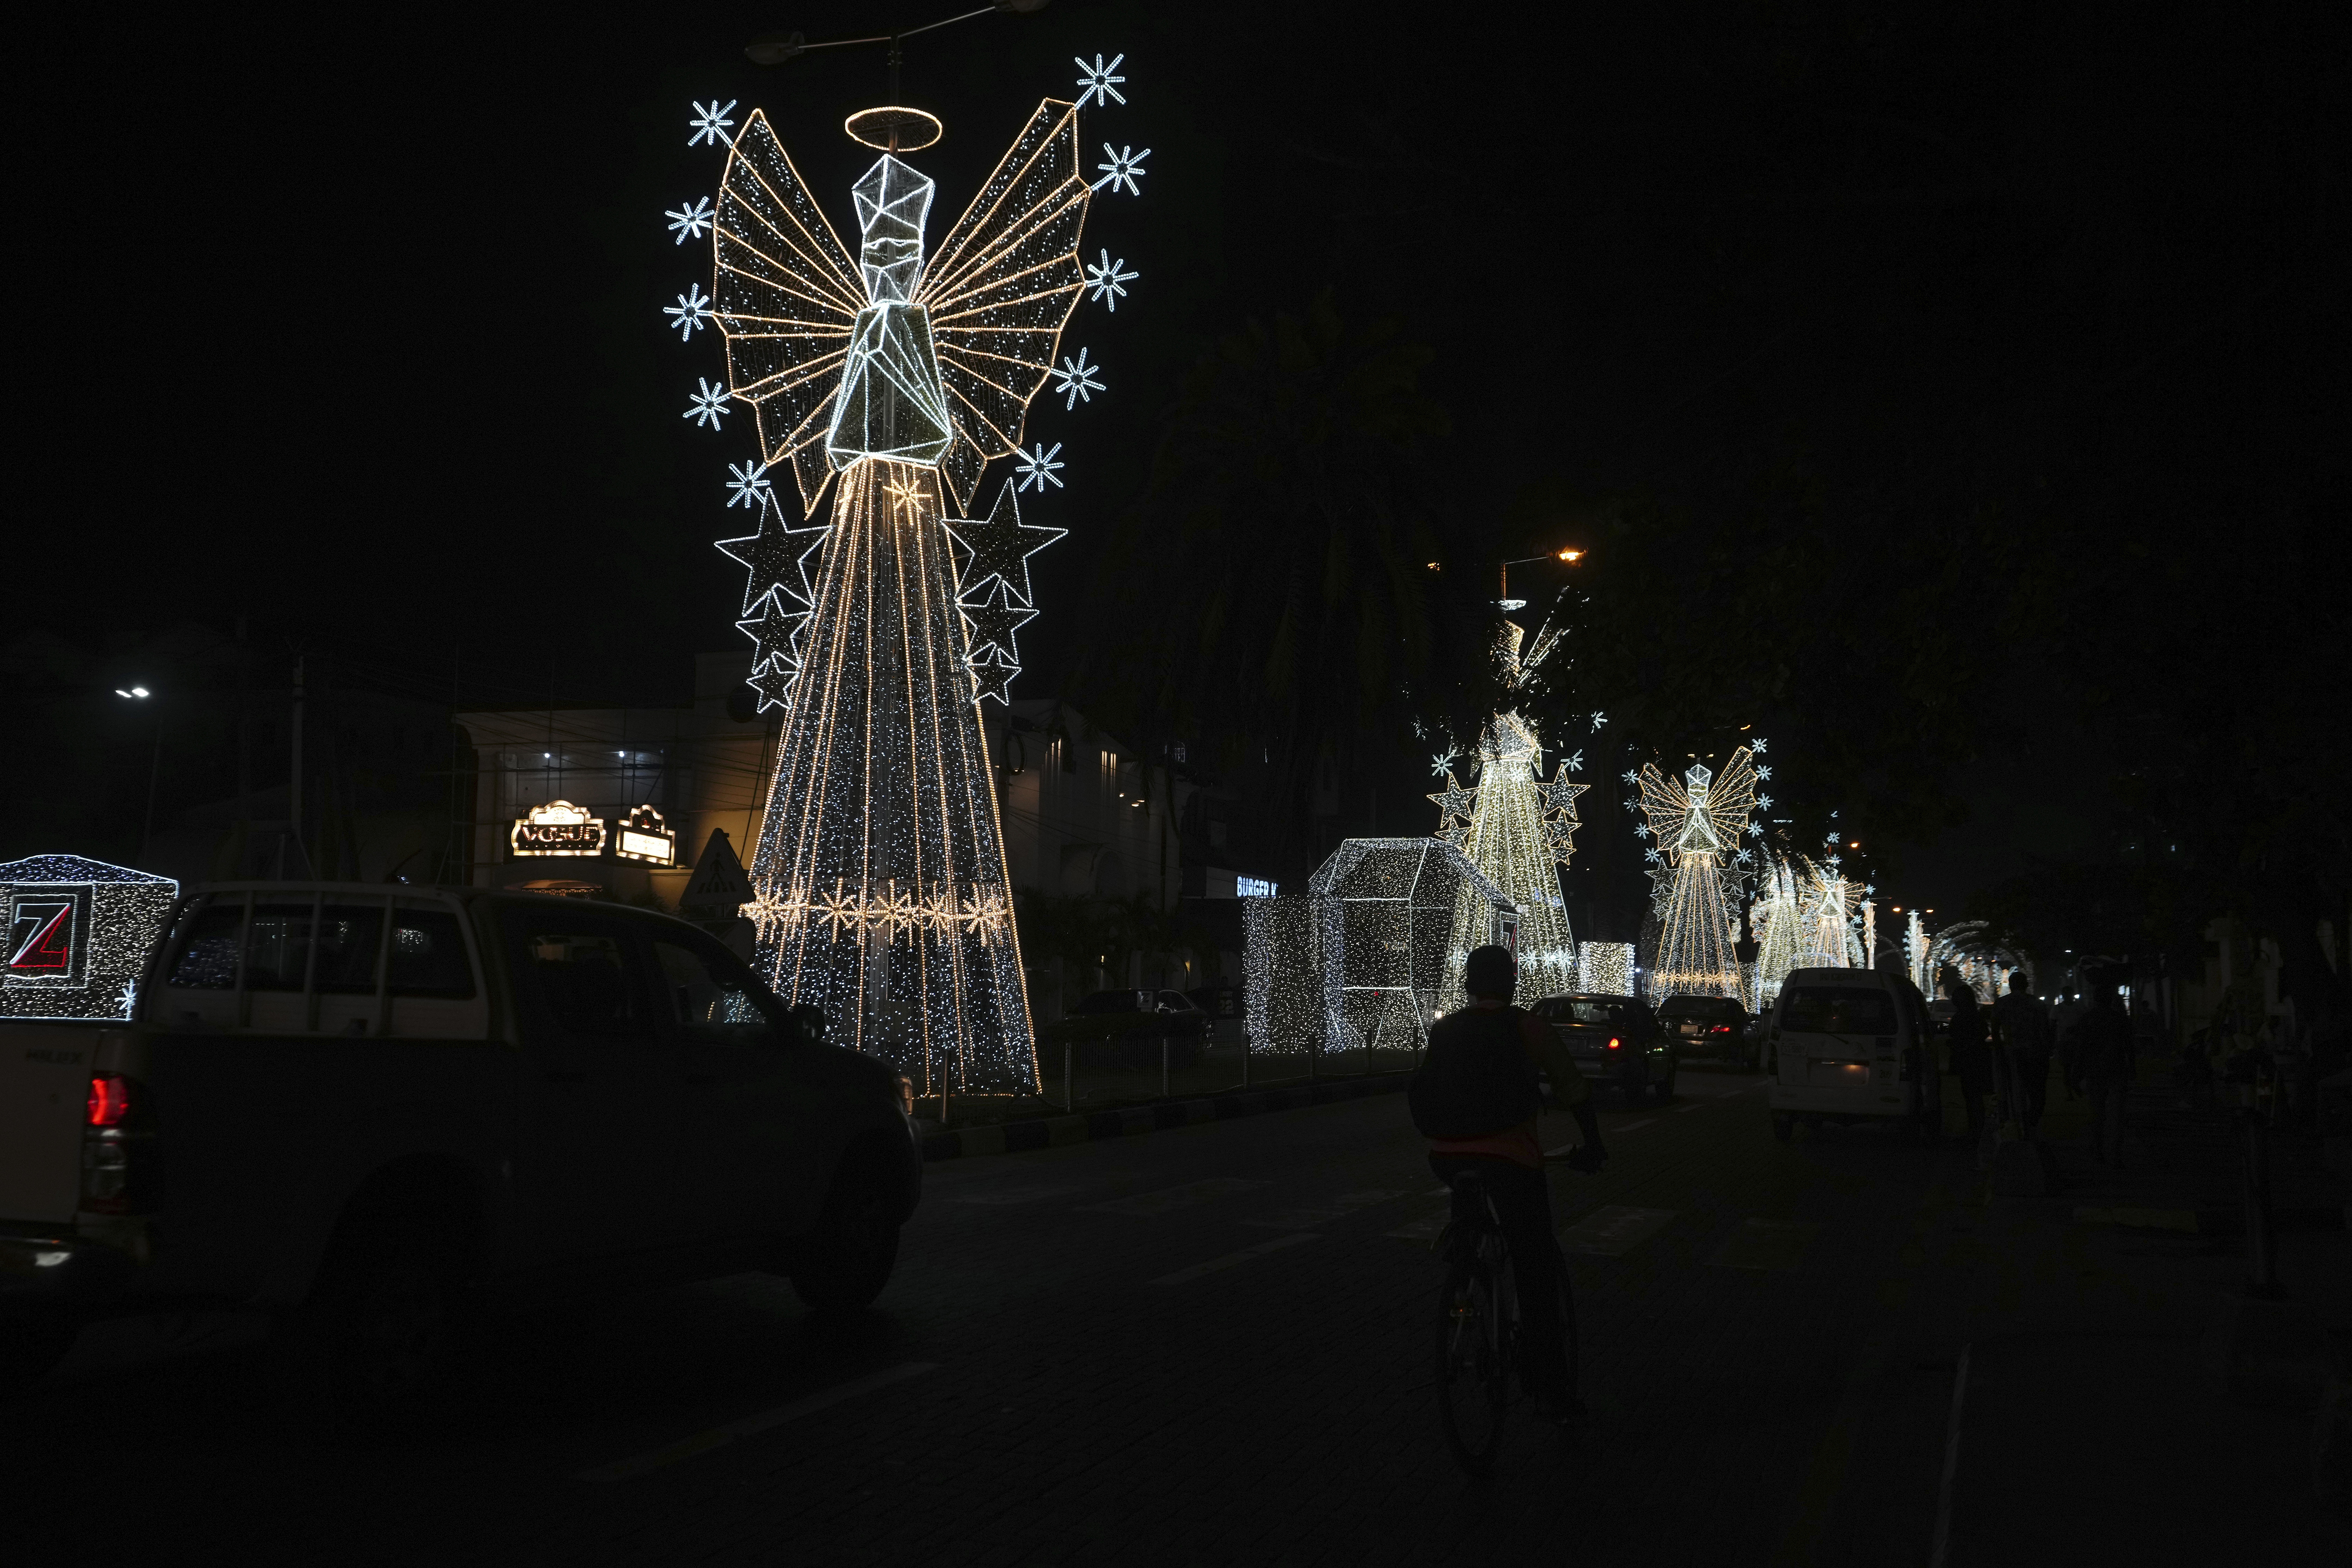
(244, 904), (315, 991)
(1539, 998), (1631, 1026)
(166, 903), (243, 989)
(651, 938), (779, 1045)
(315, 905), (386, 994)
(389, 909), (476, 999)
(1781, 986), (1897, 1035)
(518, 927), (651, 1037)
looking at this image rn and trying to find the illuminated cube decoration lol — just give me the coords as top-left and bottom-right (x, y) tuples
(0, 855), (179, 1022)
(1429, 621), (1584, 1016)
(690, 93), (1116, 1096)
(1245, 838), (1516, 1055)
(1576, 941), (1634, 996)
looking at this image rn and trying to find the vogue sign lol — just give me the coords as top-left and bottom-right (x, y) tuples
(511, 801), (606, 858)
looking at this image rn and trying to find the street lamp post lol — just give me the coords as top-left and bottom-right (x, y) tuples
(114, 685), (160, 864)
(1498, 548), (1585, 602)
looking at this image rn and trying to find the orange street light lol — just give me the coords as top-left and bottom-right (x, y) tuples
(1557, 548), (1584, 562)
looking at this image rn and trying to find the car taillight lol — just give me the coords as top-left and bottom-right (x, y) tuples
(82, 1072), (156, 1215)
(1712, 1024), (1731, 1034)
(87, 1072), (130, 1127)
(1607, 1036), (1621, 1050)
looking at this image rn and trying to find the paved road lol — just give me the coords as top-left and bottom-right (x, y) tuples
(7, 1072), (2260, 1564)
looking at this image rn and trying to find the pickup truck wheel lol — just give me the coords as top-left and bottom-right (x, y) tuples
(0, 1317), (77, 1398)
(293, 1224), (460, 1429)
(791, 1161), (901, 1316)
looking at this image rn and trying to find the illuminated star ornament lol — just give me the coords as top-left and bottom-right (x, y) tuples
(685, 377), (731, 428)
(667, 196), (714, 244)
(1093, 144), (1150, 195)
(663, 69), (1138, 1098)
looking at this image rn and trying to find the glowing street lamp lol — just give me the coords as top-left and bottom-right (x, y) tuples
(114, 685), (163, 864)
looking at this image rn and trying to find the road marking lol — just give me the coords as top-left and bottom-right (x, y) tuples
(1676, 1101), (1710, 1113)
(1558, 1205), (1678, 1256)
(1929, 1345), (1972, 1568)
(1151, 1232), (1319, 1285)
(949, 1184), (1080, 1205)
(1241, 1208), (1350, 1230)
(1078, 1178), (1268, 1216)
(1708, 1217), (1820, 1270)
(1331, 1189), (1407, 1208)
(1616, 1118), (1655, 1132)
(1388, 1212), (1448, 1242)
(577, 1362), (938, 1482)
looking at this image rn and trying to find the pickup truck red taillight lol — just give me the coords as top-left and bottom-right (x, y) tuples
(82, 1072), (156, 1214)
(87, 1072), (131, 1127)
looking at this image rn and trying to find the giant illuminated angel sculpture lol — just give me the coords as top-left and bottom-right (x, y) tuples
(712, 99), (1096, 1094)
(1430, 620), (1584, 1013)
(1794, 855), (1867, 971)
(1635, 748), (1760, 1001)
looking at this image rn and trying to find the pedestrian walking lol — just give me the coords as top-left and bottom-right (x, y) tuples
(1992, 973), (2055, 1136)
(2054, 992), (2089, 1099)
(1942, 970), (1993, 1149)
(2080, 983), (2135, 1165)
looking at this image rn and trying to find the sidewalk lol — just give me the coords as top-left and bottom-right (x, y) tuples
(1936, 1063), (2352, 1562)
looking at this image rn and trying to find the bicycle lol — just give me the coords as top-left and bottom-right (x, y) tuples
(1433, 1152), (1591, 1474)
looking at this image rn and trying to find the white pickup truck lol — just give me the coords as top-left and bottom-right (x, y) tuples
(0, 880), (921, 1420)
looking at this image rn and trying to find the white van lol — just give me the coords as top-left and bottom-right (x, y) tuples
(1765, 967), (1937, 1140)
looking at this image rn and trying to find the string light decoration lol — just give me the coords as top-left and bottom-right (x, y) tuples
(1576, 940), (1634, 996)
(1635, 747), (1761, 1002)
(1244, 839), (1513, 1056)
(679, 80), (1129, 1096)
(1430, 620), (1584, 1013)
(1749, 856), (1802, 1007)
(1905, 910), (1930, 996)
(1, 854), (178, 1022)
(1791, 854), (1867, 972)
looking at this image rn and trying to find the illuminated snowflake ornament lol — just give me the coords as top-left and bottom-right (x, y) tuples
(1074, 53), (1126, 109)
(724, 460), (773, 510)
(1015, 441), (1065, 491)
(665, 283), (714, 341)
(1093, 144), (1150, 195)
(687, 100), (737, 148)
(1049, 347), (1104, 409)
(684, 377), (731, 429)
(666, 196), (714, 244)
(1085, 250), (1137, 310)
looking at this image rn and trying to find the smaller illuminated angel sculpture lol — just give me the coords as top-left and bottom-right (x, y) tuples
(1636, 747), (1760, 1001)
(1430, 620), (1584, 1013)
(1793, 856), (1866, 971)
(1749, 856), (1802, 1006)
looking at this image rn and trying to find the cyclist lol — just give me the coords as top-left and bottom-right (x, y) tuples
(1410, 944), (1608, 1424)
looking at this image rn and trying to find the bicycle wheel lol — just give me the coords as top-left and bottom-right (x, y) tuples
(1436, 1252), (1512, 1473)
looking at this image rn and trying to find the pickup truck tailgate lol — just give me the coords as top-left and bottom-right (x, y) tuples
(0, 1023), (92, 1223)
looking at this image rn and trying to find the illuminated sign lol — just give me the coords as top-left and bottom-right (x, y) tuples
(511, 800), (606, 858)
(0, 854), (178, 1022)
(1236, 876), (1277, 898)
(612, 804), (677, 866)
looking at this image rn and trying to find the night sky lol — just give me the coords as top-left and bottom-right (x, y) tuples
(10, 1), (2341, 916)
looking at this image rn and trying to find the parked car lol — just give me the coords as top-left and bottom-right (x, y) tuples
(0, 881), (920, 1420)
(1040, 988), (1208, 1068)
(1527, 992), (1675, 1104)
(1655, 994), (1751, 1066)
(1764, 966), (1938, 1140)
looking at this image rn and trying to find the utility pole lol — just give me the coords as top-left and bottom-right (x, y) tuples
(290, 654), (306, 876)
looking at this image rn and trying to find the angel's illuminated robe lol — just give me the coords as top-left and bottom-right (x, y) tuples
(710, 103), (1092, 1093)
(1796, 862), (1863, 971)
(1637, 751), (1760, 1003)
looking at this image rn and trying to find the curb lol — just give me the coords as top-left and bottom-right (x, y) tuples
(919, 1071), (1412, 1162)
(2071, 1205), (2240, 1234)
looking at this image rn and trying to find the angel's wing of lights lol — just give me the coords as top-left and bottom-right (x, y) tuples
(712, 109), (866, 517)
(1705, 746), (1760, 844)
(917, 99), (1092, 511)
(1636, 762), (1690, 851)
